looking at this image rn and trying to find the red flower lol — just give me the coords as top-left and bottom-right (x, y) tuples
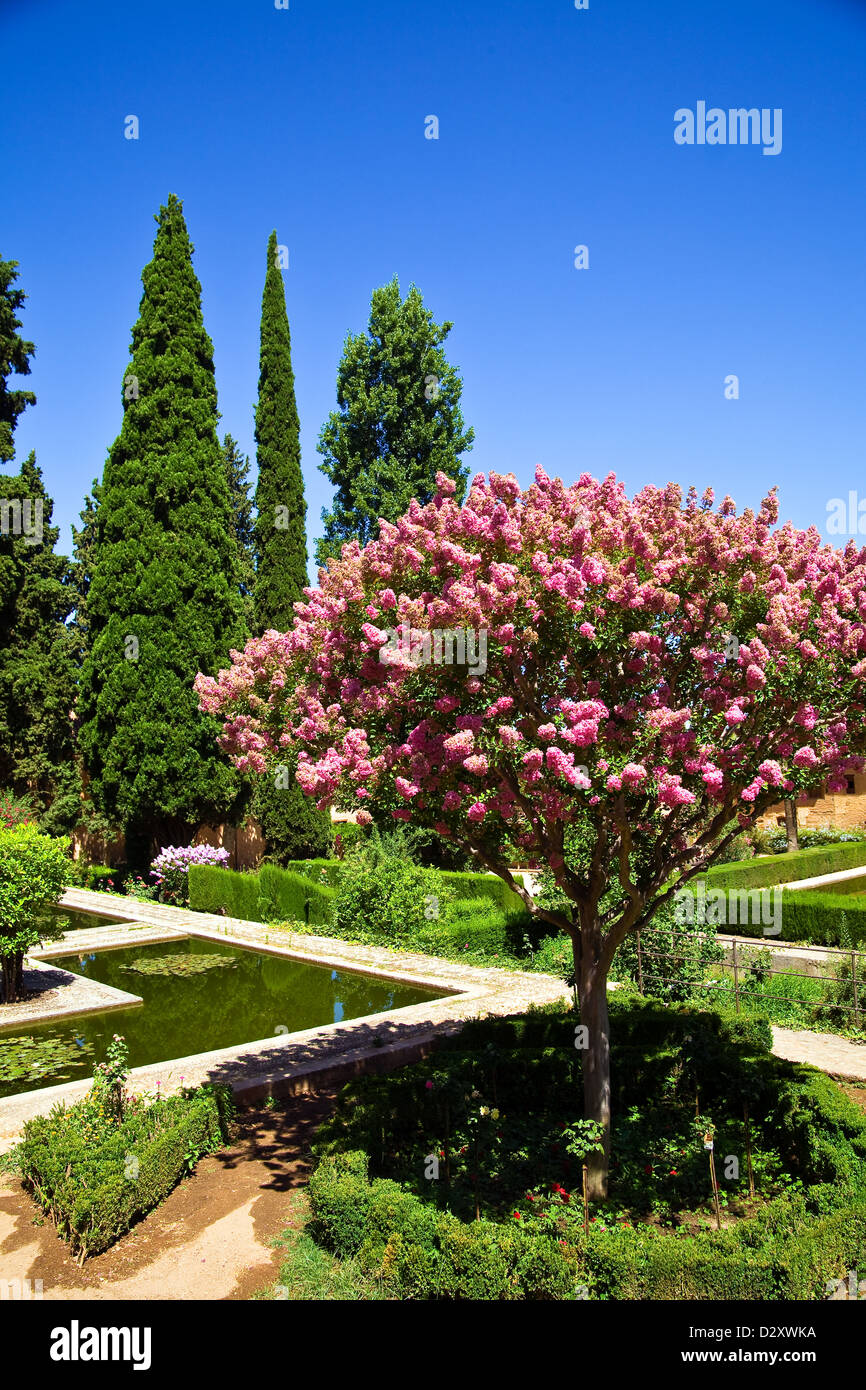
(513, 1211), (521, 1220)
(669, 1169), (678, 1176)
(644, 1165), (652, 1174)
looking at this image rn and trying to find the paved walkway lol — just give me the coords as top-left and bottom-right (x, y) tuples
(771, 1025), (866, 1079)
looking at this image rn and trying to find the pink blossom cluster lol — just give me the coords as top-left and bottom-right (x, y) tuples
(196, 468), (866, 875)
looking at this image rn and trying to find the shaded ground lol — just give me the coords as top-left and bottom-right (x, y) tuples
(0, 1088), (337, 1301)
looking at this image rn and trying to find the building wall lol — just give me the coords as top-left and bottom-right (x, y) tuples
(756, 774), (866, 832)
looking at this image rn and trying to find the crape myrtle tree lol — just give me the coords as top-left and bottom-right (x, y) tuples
(197, 468), (866, 1196)
(79, 195), (246, 860)
(315, 278), (474, 566)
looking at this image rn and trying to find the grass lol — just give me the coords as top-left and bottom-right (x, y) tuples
(255, 1193), (384, 1301)
(704, 966), (866, 1038)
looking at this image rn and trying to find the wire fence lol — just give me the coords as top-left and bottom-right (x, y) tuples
(634, 928), (865, 1028)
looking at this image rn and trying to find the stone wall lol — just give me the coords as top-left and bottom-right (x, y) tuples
(756, 774), (866, 833)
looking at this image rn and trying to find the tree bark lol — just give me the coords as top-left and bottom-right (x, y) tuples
(0, 951), (24, 1005)
(784, 799), (799, 854)
(574, 932), (612, 1199)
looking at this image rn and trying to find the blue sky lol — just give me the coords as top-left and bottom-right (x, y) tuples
(3, 0), (865, 578)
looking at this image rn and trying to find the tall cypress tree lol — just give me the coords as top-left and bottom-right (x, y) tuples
(0, 257), (36, 466)
(222, 433), (255, 633)
(253, 230), (307, 633)
(78, 195), (246, 857)
(0, 452), (78, 832)
(315, 277), (474, 566)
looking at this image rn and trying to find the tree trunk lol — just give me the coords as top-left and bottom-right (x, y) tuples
(574, 935), (611, 1199)
(0, 951), (24, 1005)
(784, 799), (799, 854)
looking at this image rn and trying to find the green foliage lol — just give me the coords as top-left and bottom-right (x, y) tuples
(258, 863), (335, 926)
(751, 824), (866, 855)
(0, 823), (70, 1001)
(332, 847), (448, 946)
(120, 952), (238, 978)
(0, 454), (79, 834)
(251, 764), (333, 866)
(16, 1081), (233, 1260)
(613, 902), (724, 1002)
(0, 257), (36, 465)
(253, 230), (307, 633)
(222, 434), (255, 631)
(332, 821), (366, 858)
(0, 1032), (95, 1084)
(315, 277), (474, 566)
(703, 839), (866, 891)
(65, 861), (115, 892)
(77, 194), (246, 844)
(302, 999), (866, 1299)
(187, 863), (261, 920)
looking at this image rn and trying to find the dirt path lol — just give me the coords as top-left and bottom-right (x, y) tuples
(0, 1089), (337, 1301)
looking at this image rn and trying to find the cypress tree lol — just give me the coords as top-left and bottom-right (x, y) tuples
(222, 433), (255, 633)
(315, 277), (474, 566)
(253, 230), (307, 633)
(0, 452), (78, 832)
(0, 257), (36, 466)
(77, 195), (246, 856)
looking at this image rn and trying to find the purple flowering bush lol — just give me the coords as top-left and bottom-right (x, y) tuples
(150, 844), (230, 906)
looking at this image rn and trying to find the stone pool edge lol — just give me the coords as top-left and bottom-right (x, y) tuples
(0, 888), (570, 1140)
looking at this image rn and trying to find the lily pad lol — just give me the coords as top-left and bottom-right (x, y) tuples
(0, 1033), (95, 1083)
(120, 952), (238, 978)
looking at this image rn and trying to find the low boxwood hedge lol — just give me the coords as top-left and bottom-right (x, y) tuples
(187, 864), (261, 919)
(304, 999), (866, 1300)
(17, 1083), (233, 1261)
(704, 840), (866, 892)
(187, 862), (335, 925)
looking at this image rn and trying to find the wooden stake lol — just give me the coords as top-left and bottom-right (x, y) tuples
(705, 1131), (722, 1230)
(743, 1101), (756, 1201)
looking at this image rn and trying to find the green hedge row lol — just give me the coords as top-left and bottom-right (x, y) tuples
(187, 862), (335, 925)
(18, 1085), (233, 1260)
(681, 881), (866, 946)
(435, 871), (526, 911)
(704, 840), (866, 891)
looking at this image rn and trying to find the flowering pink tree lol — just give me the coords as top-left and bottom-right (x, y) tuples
(197, 469), (866, 1195)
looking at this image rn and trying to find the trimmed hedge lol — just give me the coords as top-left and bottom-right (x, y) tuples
(187, 862), (335, 925)
(704, 840), (866, 892)
(17, 1084), (233, 1260)
(436, 871), (526, 912)
(188, 864), (261, 920)
(304, 1000), (866, 1300)
(285, 858), (343, 886)
(258, 863), (335, 926)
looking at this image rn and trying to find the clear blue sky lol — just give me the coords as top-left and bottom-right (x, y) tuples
(3, 0), (865, 579)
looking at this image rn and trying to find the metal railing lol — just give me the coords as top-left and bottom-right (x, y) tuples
(633, 929), (864, 1028)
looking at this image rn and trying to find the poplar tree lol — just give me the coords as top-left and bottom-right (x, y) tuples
(315, 277), (474, 566)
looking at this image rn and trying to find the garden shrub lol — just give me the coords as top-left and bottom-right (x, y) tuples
(0, 822), (70, 1003)
(302, 997), (866, 1300)
(257, 863), (335, 926)
(612, 902), (723, 1002)
(332, 851), (450, 945)
(751, 824), (866, 856)
(435, 870), (526, 911)
(285, 858), (343, 886)
(65, 862), (115, 892)
(703, 839), (866, 891)
(17, 1082), (233, 1260)
(150, 843), (229, 906)
(188, 864), (261, 920)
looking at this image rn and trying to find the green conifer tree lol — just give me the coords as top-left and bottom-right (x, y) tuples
(0, 257), (36, 466)
(77, 195), (246, 857)
(253, 230), (307, 633)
